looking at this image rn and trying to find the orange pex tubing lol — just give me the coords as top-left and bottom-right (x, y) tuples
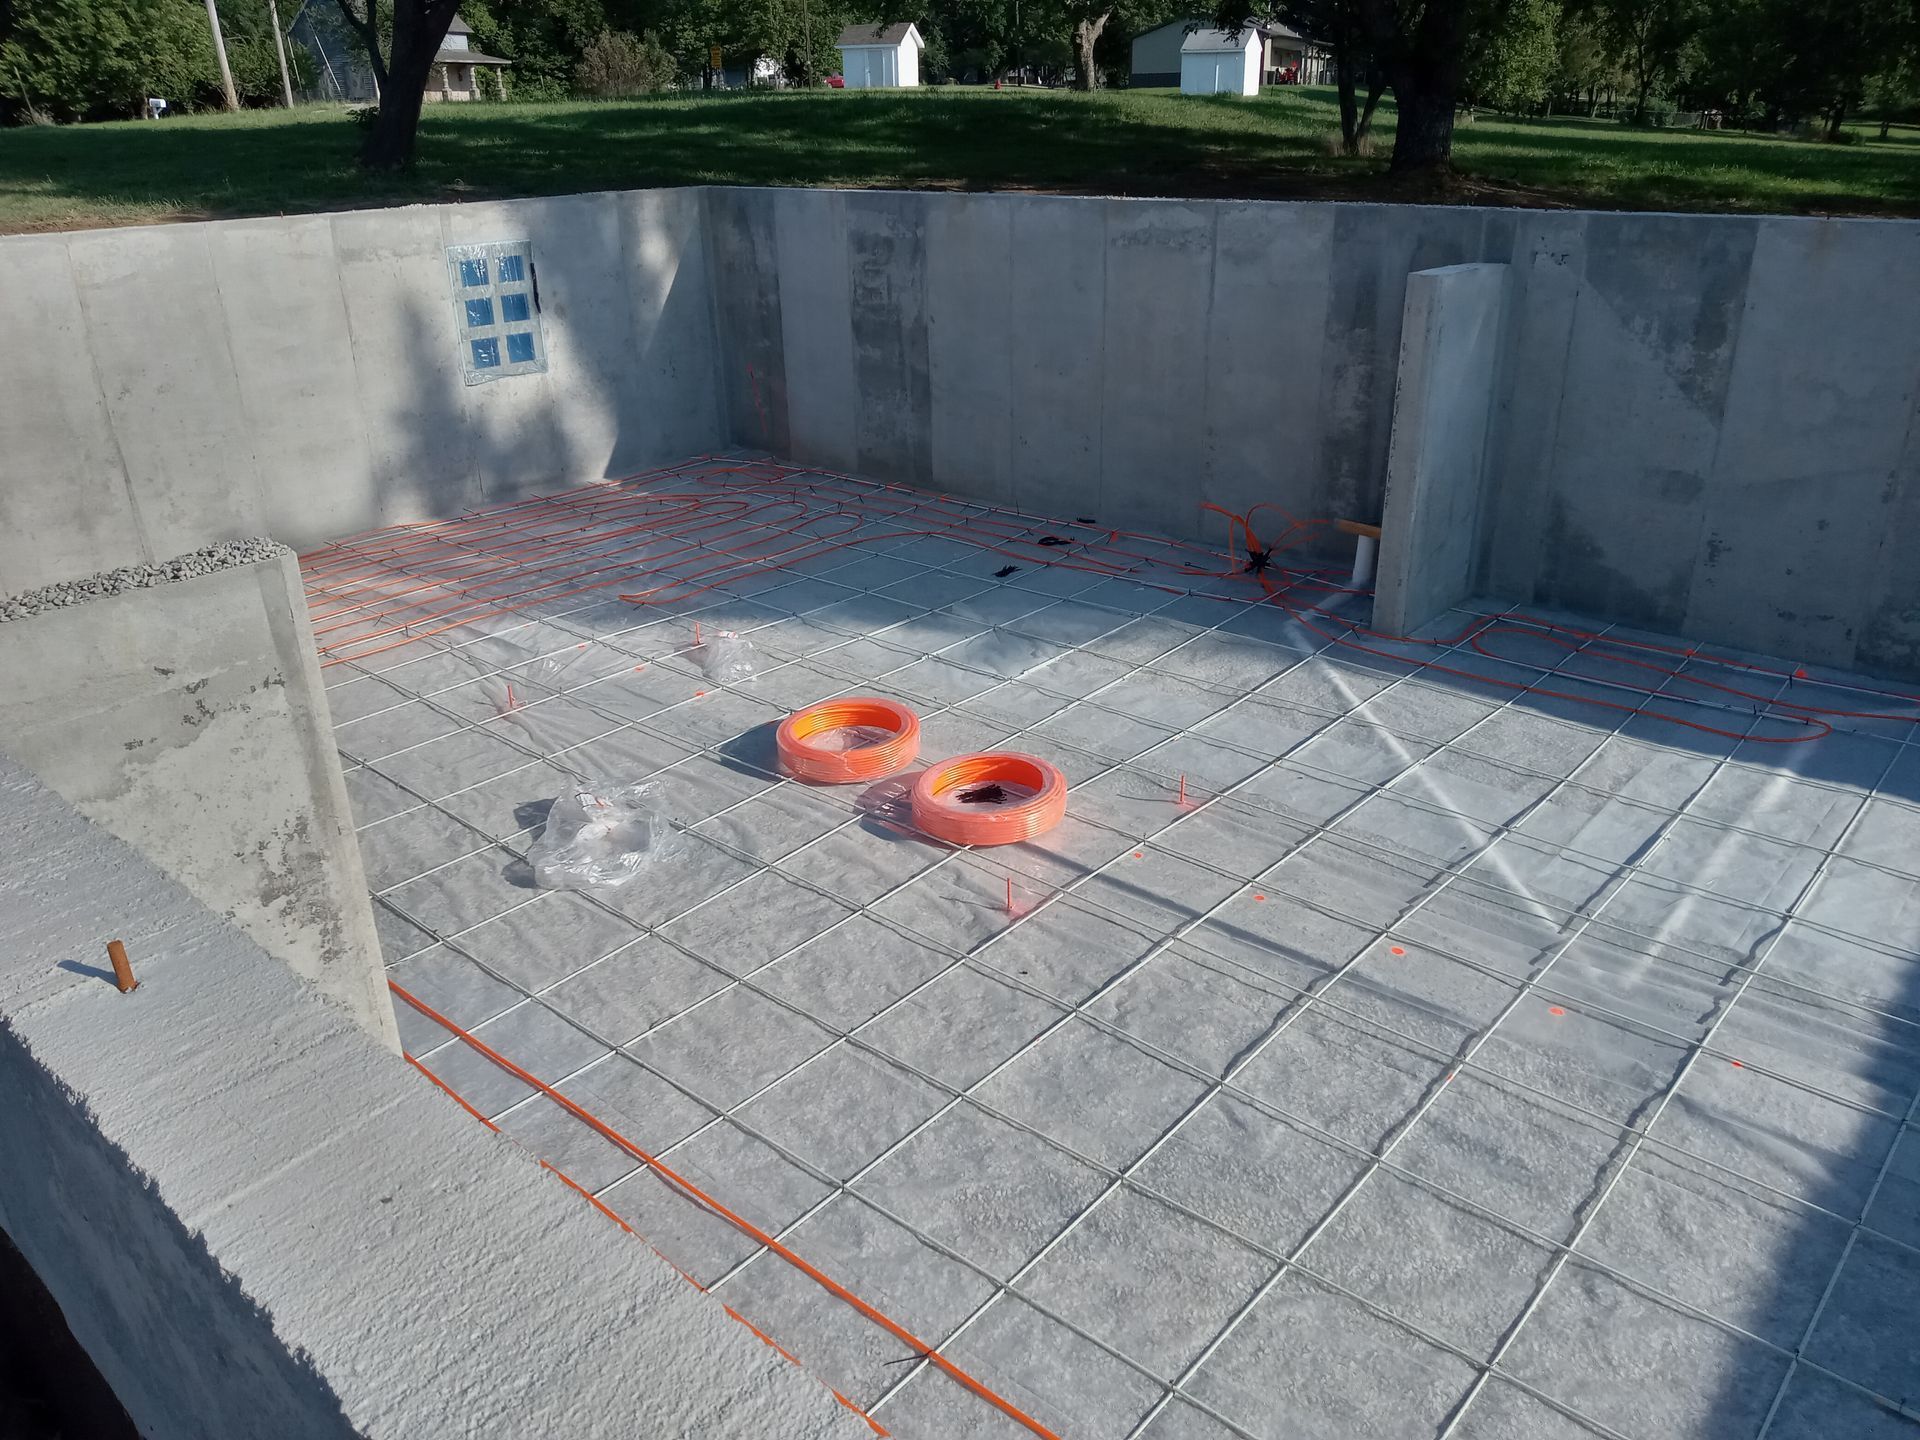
(777, 698), (921, 784)
(910, 753), (1068, 847)
(388, 981), (1064, 1440)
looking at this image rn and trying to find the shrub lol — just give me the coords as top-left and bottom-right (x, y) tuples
(574, 29), (675, 98)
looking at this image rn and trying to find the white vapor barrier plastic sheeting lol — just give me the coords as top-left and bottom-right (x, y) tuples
(304, 455), (1920, 1440)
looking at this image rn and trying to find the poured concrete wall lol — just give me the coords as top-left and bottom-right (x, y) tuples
(0, 188), (721, 593)
(1486, 212), (1920, 676)
(0, 550), (396, 1047)
(703, 188), (1519, 541)
(4, 188), (1918, 677)
(0, 756), (868, 1440)
(1375, 263), (1510, 637)
(705, 189), (1920, 677)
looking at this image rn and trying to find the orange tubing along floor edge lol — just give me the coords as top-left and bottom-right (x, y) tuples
(389, 980), (1064, 1440)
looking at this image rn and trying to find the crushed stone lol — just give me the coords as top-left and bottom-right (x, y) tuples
(0, 538), (288, 623)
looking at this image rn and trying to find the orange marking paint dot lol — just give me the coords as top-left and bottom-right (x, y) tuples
(1730, 1059), (1745, 1068)
(1548, 1005), (1566, 1016)
(1252, 893), (1266, 902)
(1133, 851), (1143, 859)
(695, 689), (707, 697)
(633, 665), (646, 672)
(1390, 946), (1406, 956)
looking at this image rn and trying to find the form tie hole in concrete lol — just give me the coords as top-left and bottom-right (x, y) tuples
(106, 939), (139, 994)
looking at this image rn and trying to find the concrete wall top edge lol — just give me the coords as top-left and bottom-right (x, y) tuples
(0, 184), (703, 249)
(702, 182), (1920, 228)
(14, 185), (1920, 253)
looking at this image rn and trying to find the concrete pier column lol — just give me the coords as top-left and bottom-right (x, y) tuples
(1373, 262), (1511, 638)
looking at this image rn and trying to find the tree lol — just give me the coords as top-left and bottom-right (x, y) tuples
(1210, 1), (1383, 153)
(0, 0), (300, 118)
(1467, 0), (1557, 111)
(1352, 0), (1485, 173)
(1866, 49), (1918, 136)
(1594, 0), (1700, 121)
(331, 0), (463, 166)
(1061, 0), (1108, 88)
(574, 24), (672, 89)
(1552, 5), (1616, 113)
(1771, 0), (1913, 136)
(459, 0), (608, 99)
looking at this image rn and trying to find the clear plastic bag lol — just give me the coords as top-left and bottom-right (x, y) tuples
(700, 630), (758, 684)
(528, 783), (673, 890)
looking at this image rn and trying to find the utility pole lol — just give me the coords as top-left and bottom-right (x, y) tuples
(203, 0), (240, 110)
(268, 0), (296, 106)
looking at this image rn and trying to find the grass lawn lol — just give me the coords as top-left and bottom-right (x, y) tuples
(5, 85), (1918, 234)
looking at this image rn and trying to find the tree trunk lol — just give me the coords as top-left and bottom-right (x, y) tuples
(1825, 100), (1846, 139)
(361, 39), (434, 167)
(1354, 71), (1385, 145)
(1070, 12), (1107, 92)
(1335, 45), (1359, 147)
(1388, 70), (1455, 172)
(357, 1), (461, 169)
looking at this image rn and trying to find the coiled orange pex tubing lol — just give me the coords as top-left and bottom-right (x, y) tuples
(776, 698), (921, 784)
(910, 753), (1069, 846)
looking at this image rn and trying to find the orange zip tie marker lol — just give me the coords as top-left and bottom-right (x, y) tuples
(911, 753), (1067, 847)
(388, 982), (1062, 1440)
(777, 698), (921, 784)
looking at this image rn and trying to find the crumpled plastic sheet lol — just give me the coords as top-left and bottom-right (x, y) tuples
(528, 782), (673, 890)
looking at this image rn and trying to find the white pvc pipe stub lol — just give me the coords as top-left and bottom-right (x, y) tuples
(1351, 533), (1378, 589)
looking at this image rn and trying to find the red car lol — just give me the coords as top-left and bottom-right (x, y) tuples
(826, 74), (845, 87)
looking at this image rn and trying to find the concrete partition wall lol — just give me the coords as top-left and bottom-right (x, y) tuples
(0, 549), (397, 1046)
(1374, 263), (1510, 637)
(0, 188), (722, 593)
(0, 757), (868, 1440)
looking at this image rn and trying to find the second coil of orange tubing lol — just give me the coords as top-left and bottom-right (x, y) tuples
(776, 697), (921, 783)
(910, 752), (1068, 846)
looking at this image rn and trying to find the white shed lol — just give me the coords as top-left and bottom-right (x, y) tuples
(835, 22), (923, 89)
(1180, 26), (1261, 96)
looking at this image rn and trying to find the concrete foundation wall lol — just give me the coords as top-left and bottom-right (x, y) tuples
(1486, 212), (1920, 676)
(1375, 263), (1510, 637)
(705, 188), (1920, 677)
(0, 756), (868, 1440)
(4, 188), (1918, 676)
(0, 188), (721, 592)
(0, 550), (396, 1047)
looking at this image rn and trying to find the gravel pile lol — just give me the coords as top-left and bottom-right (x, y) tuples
(0, 538), (289, 622)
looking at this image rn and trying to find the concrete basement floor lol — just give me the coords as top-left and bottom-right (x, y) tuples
(302, 457), (1920, 1440)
